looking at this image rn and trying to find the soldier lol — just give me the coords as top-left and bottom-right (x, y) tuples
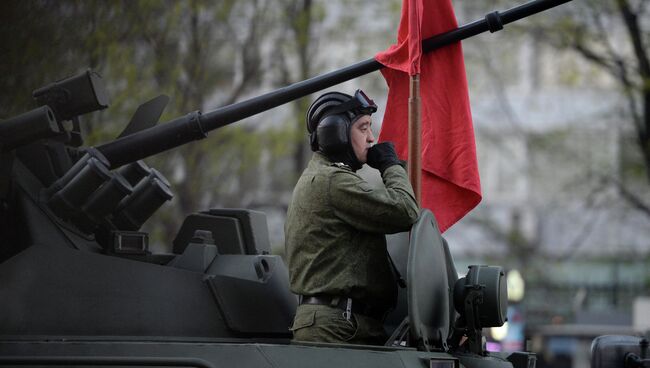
(285, 89), (419, 345)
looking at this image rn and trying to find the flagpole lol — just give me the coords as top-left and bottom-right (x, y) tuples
(408, 74), (422, 205)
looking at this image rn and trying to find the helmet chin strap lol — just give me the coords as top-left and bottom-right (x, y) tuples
(325, 149), (362, 171)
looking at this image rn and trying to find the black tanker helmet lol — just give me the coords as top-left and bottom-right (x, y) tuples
(306, 89), (377, 171)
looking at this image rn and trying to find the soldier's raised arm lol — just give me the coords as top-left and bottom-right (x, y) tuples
(329, 143), (418, 234)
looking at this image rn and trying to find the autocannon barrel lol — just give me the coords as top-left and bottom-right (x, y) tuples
(97, 0), (572, 169)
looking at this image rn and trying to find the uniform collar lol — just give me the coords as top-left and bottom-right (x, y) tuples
(312, 152), (353, 171)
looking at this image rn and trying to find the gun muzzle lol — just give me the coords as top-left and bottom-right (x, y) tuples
(0, 106), (60, 152)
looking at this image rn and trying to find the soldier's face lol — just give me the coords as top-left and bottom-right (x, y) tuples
(350, 115), (374, 163)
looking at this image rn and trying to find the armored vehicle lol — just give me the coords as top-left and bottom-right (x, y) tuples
(0, 1), (588, 367)
(0, 70), (518, 367)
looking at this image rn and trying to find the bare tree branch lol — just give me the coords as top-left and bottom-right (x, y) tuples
(617, 0), (650, 182)
(606, 175), (650, 215)
(618, 0), (650, 78)
(536, 1), (650, 185)
(224, 0), (267, 106)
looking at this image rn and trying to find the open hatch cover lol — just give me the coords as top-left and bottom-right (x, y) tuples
(407, 210), (451, 351)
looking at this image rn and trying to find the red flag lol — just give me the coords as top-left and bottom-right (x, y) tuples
(375, 0), (481, 232)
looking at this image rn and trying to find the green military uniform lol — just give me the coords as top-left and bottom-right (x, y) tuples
(285, 152), (419, 345)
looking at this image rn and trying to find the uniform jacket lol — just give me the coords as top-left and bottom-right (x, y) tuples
(285, 152), (419, 308)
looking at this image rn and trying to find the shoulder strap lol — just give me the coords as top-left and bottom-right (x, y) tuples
(331, 162), (352, 171)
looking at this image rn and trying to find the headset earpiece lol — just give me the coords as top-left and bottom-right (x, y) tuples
(316, 114), (350, 156)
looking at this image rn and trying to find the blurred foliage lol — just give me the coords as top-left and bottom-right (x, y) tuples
(0, 0), (400, 249)
(0, 0), (334, 248)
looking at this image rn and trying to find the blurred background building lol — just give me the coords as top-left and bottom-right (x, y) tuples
(450, 2), (650, 367)
(1, 1), (648, 367)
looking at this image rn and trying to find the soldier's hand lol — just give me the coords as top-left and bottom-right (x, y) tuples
(367, 142), (401, 174)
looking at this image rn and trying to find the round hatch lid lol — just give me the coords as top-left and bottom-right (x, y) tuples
(407, 209), (450, 351)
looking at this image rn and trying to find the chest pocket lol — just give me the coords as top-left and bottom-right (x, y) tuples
(357, 180), (374, 193)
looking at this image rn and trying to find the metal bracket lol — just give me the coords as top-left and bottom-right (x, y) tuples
(187, 110), (207, 139)
(485, 11), (504, 33)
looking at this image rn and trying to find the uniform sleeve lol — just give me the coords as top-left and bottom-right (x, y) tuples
(329, 165), (419, 234)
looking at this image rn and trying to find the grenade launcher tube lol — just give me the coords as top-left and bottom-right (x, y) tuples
(98, 0), (572, 169)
